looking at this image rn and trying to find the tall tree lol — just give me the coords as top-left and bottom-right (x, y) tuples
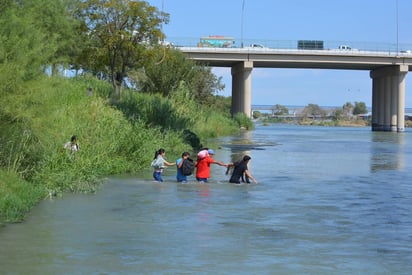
(1, 0), (80, 89)
(342, 102), (353, 118)
(76, 0), (167, 97)
(25, 0), (80, 76)
(132, 48), (225, 104)
(0, 1), (51, 92)
(273, 104), (289, 116)
(353, 101), (368, 115)
(302, 103), (326, 118)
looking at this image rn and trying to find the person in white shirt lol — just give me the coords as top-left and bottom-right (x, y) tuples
(64, 135), (79, 153)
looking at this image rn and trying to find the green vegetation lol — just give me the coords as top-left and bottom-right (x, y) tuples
(0, 74), (242, 225)
(0, 0), (249, 224)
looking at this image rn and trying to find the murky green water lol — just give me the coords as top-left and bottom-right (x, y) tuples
(1, 124), (412, 274)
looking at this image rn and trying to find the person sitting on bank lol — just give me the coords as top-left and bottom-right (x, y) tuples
(227, 155), (258, 184)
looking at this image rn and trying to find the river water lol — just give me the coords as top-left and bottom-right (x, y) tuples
(1, 124), (412, 274)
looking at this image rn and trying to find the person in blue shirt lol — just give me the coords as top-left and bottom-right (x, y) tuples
(176, 152), (191, 183)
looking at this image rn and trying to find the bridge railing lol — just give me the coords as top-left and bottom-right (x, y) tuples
(167, 37), (412, 54)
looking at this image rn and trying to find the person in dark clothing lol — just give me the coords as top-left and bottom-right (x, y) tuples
(227, 155), (258, 184)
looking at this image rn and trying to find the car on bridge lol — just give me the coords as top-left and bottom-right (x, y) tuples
(249, 43), (267, 48)
(338, 45), (358, 51)
(244, 43), (269, 50)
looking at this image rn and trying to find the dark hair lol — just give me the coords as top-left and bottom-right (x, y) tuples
(243, 155), (251, 162)
(154, 148), (165, 159)
(182, 152), (190, 157)
(233, 155), (252, 167)
(71, 135), (77, 142)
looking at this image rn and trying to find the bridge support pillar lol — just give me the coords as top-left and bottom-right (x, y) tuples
(370, 65), (408, 132)
(231, 61), (253, 117)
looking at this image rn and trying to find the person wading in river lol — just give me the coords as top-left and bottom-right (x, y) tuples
(195, 149), (227, 183)
(226, 155), (258, 184)
(151, 148), (175, 182)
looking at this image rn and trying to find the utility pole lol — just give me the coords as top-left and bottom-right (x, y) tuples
(241, 0), (245, 48)
(396, 0), (399, 53)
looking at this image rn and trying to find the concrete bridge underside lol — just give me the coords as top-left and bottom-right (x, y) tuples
(370, 65), (408, 132)
(231, 61), (253, 118)
(231, 61), (408, 132)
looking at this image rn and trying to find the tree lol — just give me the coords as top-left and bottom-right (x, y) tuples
(75, 0), (167, 97)
(331, 108), (344, 121)
(135, 49), (225, 104)
(0, 0), (56, 91)
(342, 102), (353, 118)
(301, 103), (326, 118)
(135, 48), (196, 96)
(353, 101), (368, 115)
(25, 0), (80, 76)
(252, 111), (262, 119)
(272, 104), (289, 116)
(190, 65), (225, 103)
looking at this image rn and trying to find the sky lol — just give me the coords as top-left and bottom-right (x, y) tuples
(147, 0), (412, 107)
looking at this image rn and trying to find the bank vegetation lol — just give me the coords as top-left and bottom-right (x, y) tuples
(0, 0), (253, 224)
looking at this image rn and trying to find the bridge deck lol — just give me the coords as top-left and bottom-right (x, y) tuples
(180, 47), (412, 70)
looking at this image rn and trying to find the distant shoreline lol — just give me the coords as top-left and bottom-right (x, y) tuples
(257, 117), (412, 128)
(257, 117), (369, 127)
(252, 105), (412, 114)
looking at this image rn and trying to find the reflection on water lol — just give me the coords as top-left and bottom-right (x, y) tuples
(220, 129), (279, 174)
(1, 124), (412, 274)
(370, 132), (405, 171)
(222, 129), (253, 163)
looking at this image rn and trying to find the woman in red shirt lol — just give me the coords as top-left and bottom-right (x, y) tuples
(195, 149), (227, 183)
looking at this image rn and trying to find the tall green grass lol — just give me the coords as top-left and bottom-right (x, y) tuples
(116, 80), (240, 145)
(0, 168), (44, 224)
(0, 76), (248, 223)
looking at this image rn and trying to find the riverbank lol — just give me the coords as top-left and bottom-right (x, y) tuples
(0, 77), (244, 225)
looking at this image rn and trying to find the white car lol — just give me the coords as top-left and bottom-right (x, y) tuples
(249, 43), (267, 48)
(338, 45), (353, 50)
(337, 45), (359, 51)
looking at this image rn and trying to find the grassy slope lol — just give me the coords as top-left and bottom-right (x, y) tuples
(0, 76), (242, 224)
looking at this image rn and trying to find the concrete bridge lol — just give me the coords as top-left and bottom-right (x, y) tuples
(179, 47), (412, 132)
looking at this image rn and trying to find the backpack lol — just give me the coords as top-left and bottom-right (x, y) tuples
(181, 158), (195, 176)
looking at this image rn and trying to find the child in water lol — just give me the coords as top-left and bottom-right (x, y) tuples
(151, 148), (175, 182)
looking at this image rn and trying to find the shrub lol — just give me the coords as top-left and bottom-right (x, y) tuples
(233, 113), (254, 130)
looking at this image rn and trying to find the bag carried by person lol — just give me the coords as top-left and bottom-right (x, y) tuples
(197, 149), (208, 159)
(181, 158), (195, 176)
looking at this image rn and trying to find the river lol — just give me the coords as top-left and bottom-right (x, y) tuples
(1, 123), (412, 274)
